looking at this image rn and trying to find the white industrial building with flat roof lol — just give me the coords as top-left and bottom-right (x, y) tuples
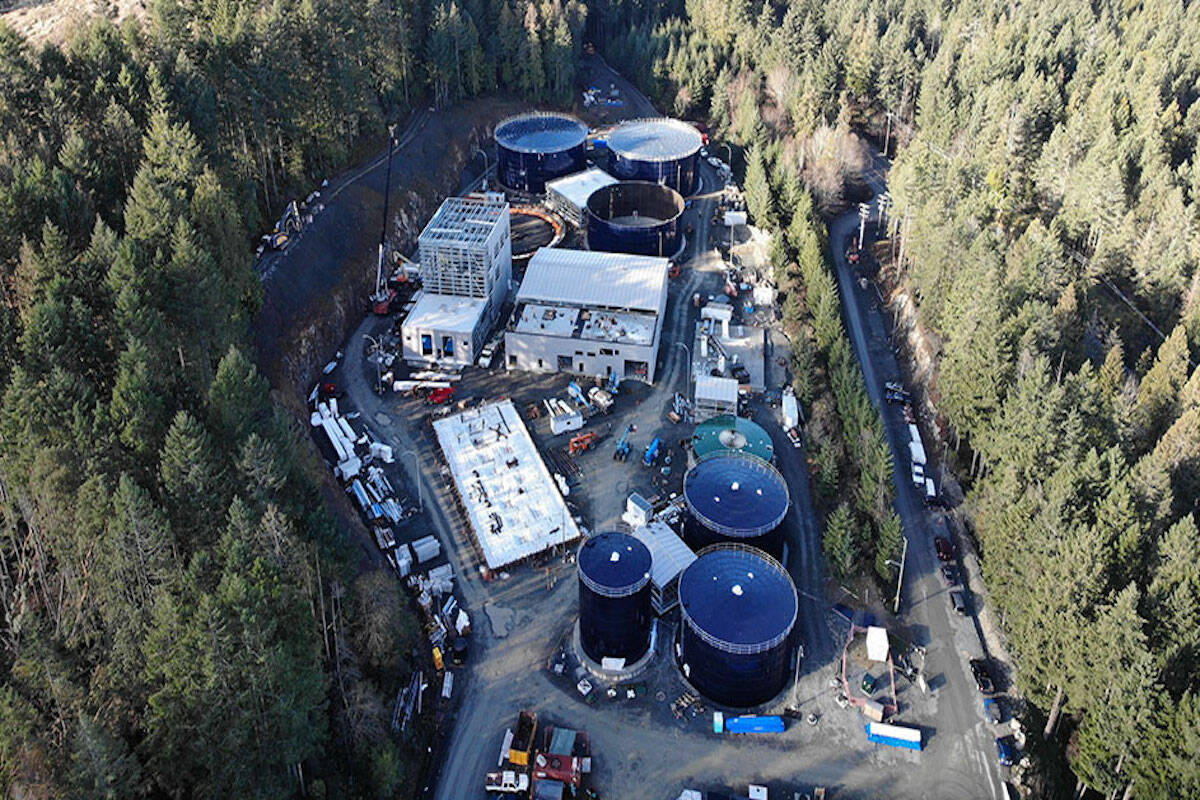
(545, 167), (618, 226)
(433, 399), (580, 570)
(399, 291), (490, 366)
(504, 248), (669, 383)
(403, 193), (512, 366)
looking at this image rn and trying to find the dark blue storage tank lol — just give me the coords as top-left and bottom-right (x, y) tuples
(578, 531), (653, 665)
(607, 118), (703, 196)
(586, 181), (684, 257)
(677, 545), (798, 708)
(683, 453), (790, 559)
(495, 113), (589, 193)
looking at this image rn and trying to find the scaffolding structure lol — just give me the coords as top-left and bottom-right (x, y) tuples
(418, 194), (511, 303)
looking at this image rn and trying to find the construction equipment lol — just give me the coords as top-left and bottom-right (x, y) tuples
(606, 372), (621, 395)
(509, 711), (537, 767)
(426, 387), (455, 405)
(569, 432), (599, 455)
(587, 386), (613, 412)
(614, 424), (633, 461)
(568, 381), (593, 410)
(642, 436), (661, 468)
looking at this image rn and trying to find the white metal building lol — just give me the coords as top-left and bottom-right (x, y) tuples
(693, 375), (739, 421)
(545, 167), (618, 226)
(630, 520), (697, 614)
(504, 248), (669, 383)
(432, 399), (580, 570)
(399, 291), (489, 366)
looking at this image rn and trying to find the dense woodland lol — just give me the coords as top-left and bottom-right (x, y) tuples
(0, 1), (585, 797)
(600, 0), (1200, 796)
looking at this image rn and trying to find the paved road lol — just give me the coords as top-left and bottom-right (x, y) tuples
(830, 155), (1007, 799)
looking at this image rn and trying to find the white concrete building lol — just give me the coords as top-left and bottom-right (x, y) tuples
(504, 248), (669, 384)
(432, 399), (580, 570)
(398, 291), (489, 366)
(404, 194), (511, 366)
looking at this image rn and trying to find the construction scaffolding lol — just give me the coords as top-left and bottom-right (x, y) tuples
(418, 194), (512, 303)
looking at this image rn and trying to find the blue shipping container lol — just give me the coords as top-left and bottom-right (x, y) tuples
(719, 714), (785, 734)
(865, 722), (923, 751)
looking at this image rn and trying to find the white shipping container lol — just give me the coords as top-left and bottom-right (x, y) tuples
(442, 672), (454, 699)
(908, 423), (921, 443)
(909, 440), (927, 466)
(394, 546), (413, 578)
(412, 535), (441, 563)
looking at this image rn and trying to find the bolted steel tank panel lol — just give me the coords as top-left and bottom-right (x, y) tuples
(577, 531), (653, 664)
(677, 545), (798, 708)
(495, 113), (589, 193)
(606, 118), (703, 195)
(682, 452), (790, 558)
(585, 181), (684, 257)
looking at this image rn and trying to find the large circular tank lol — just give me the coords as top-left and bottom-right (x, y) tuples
(677, 545), (798, 708)
(683, 453), (790, 558)
(607, 118), (703, 195)
(577, 531), (653, 666)
(495, 113), (589, 193)
(692, 415), (775, 463)
(586, 181), (684, 257)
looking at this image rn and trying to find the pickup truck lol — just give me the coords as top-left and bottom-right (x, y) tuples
(485, 770), (529, 794)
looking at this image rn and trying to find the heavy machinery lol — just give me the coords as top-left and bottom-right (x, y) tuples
(606, 372), (621, 395)
(568, 432), (599, 455)
(587, 386), (613, 412)
(642, 436), (661, 468)
(613, 424), (633, 461)
(509, 711), (537, 767)
(567, 381), (593, 410)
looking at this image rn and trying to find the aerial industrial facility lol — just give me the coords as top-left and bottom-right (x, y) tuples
(504, 248), (670, 383)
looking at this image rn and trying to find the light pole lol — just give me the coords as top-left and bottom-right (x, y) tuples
(401, 449), (423, 513)
(858, 202), (871, 251)
(886, 536), (909, 614)
(363, 334), (384, 393)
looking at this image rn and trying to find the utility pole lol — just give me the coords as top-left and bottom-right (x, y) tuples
(890, 536), (909, 614)
(858, 202), (871, 251)
(883, 111), (892, 158)
(877, 192), (891, 235)
(375, 124), (398, 298)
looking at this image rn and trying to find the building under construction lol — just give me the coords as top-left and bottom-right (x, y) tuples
(403, 194), (512, 365)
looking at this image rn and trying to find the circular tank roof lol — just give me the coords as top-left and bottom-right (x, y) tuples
(495, 113), (588, 154)
(692, 416), (774, 463)
(578, 531), (652, 597)
(608, 118), (703, 162)
(679, 546), (797, 651)
(586, 181), (684, 224)
(684, 453), (789, 538)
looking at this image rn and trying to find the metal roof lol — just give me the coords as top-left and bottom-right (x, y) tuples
(695, 375), (739, 404)
(419, 194), (509, 248)
(495, 113), (588, 154)
(578, 532), (651, 597)
(403, 291), (487, 333)
(679, 546), (797, 652)
(546, 167), (618, 210)
(631, 520), (697, 592)
(517, 248), (668, 313)
(608, 118), (702, 162)
(684, 453), (789, 538)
